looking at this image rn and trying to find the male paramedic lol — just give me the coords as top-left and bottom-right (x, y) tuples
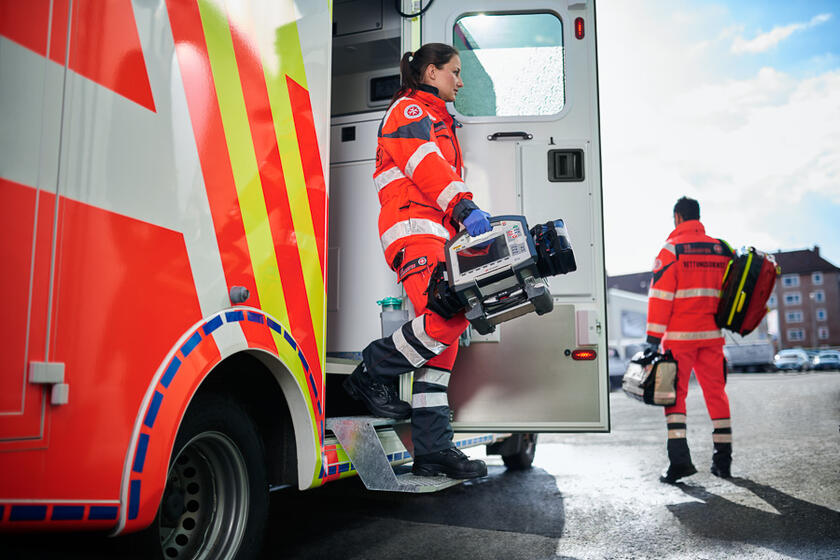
(342, 43), (489, 479)
(645, 197), (736, 483)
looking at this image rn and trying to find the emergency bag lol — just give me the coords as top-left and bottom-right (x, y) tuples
(622, 350), (678, 407)
(715, 247), (780, 336)
(529, 219), (577, 277)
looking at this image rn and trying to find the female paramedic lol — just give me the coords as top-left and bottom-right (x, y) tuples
(343, 43), (490, 479)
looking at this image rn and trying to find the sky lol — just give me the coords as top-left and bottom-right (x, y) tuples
(597, 0), (840, 275)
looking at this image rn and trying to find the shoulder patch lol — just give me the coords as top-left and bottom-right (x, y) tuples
(403, 104), (423, 119)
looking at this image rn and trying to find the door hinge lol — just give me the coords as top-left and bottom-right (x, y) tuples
(29, 362), (69, 405)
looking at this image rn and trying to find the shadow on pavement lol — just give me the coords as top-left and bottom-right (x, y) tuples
(265, 465), (567, 559)
(668, 477), (840, 559)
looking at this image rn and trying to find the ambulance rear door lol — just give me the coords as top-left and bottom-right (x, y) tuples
(417, 0), (609, 431)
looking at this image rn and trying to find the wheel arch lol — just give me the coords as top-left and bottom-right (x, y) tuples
(114, 309), (323, 536)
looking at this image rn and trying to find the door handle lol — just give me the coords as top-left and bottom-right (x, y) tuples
(487, 131), (533, 141)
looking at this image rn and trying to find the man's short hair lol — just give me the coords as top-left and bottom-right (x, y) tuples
(674, 197), (700, 221)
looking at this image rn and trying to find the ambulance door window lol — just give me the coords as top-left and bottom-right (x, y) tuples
(453, 12), (564, 117)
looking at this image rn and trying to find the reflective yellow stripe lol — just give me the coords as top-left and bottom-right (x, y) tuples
(649, 289), (674, 301)
(666, 414), (686, 423)
(668, 429), (687, 439)
(713, 433), (733, 443)
(727, 251), (754, 326)
(262, 15), (326, 367)
(675, 288), (721, 298)
(647, 322), (668, 334)
(713, 418), (732, 429)
(667, 330), (723, 340)
(198, 0), (290, 330)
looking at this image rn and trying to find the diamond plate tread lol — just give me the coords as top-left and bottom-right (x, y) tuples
(394, 472), (463, 493)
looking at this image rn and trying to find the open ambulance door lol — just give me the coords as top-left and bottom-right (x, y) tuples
(417, 0), (609, 432)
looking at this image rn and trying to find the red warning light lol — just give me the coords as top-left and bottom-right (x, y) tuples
(575, 17), (585, 39)
(572, 349), (596, 361)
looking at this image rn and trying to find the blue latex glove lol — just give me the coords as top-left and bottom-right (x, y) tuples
(463, 209), (492, 237)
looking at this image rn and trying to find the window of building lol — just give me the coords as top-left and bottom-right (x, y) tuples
(811, 290), (825, 303)
(781, 274), (800, 288)
(785, 311), (803, 323)
(787, 329), (805, 342)
(768, 293), (777, 307)
(812, 272), (823, 285)
(816, 308), (827, 321)
(783, 292), (801, 306)
(818, 327), (829, 340)
(453, 12), (565, 117)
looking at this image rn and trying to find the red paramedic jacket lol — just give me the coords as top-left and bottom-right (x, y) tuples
(646, 220), (734, 347)
(374, 86), (473, 267)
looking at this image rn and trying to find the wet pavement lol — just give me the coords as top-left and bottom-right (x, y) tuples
(3, 371), (839, 559)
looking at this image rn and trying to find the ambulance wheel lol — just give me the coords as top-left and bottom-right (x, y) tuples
(502, 433), (538, 470)
(154, 394), (268, 560)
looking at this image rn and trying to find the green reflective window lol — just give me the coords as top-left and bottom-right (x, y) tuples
(454, 12), (565, 117)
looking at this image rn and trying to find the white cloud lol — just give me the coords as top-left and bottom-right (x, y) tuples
(731, 13), (832, 54)
(598, 2), (840, 275)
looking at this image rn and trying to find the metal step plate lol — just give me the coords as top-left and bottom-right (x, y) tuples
(326, 416), (463, 493)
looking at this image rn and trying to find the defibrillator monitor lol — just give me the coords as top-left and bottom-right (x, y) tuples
(441, 215), (574, 335)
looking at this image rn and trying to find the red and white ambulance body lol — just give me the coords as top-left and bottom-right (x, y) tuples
(1, 0), (608, 557)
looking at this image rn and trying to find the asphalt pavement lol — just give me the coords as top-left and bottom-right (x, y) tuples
(2, 371), (838, 559)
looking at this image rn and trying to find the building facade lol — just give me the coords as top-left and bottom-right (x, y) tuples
(770, 246), (840, 349)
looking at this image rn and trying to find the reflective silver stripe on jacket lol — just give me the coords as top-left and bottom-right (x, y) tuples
(713, 418), (731, 429)
(435, 180), (468, 211)
(662, 243), (676, 255)
(666, 413), (686, 423)
(391, 324), (425, 367)
(411, 316), (446, 355)
(380, 219), (450, 252)
(666, 329), (723, 340)
(373, 167), (406, 192)
(649, 289), (674, 301)
(404, 142), (443, 178)
(675, 288), (722, 298)
(647, 322), (668, 334)
(412, 392), (449, 409)
(414, 367), (451, 388)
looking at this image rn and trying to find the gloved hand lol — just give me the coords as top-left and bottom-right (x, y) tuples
(463, 209), (492, 237)
(641, 341), (660, 359)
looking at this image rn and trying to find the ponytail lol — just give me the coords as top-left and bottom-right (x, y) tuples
(390, 43), (459, 105)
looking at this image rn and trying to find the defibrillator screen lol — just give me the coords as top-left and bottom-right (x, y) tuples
(456, 235), (510, 274)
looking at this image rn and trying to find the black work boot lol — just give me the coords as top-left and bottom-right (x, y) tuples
(711, 442), (732, 478)
(659, 438), (697, 484)
(343, 362), (411, 420)
(412, 447), (488, 479)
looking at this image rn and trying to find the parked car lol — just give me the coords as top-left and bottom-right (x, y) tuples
(813, 351), (840, 371)
(608, 346), (625, 390)
(773, 349), (810, 371)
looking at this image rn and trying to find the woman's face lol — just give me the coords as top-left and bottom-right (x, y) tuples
(423, 55), (463, 102)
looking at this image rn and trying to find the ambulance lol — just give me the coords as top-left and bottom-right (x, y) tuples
(0, 0), (607, 557)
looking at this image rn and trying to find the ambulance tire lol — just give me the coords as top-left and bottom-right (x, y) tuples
(150, 394), (268, 560)
(502, 433), (538, 470)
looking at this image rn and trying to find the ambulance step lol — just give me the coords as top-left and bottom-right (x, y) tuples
(326, 416), (463, 493)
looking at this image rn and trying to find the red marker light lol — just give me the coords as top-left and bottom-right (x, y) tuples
(572, 349), (596, 361)
(575, 17), (585, 39)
